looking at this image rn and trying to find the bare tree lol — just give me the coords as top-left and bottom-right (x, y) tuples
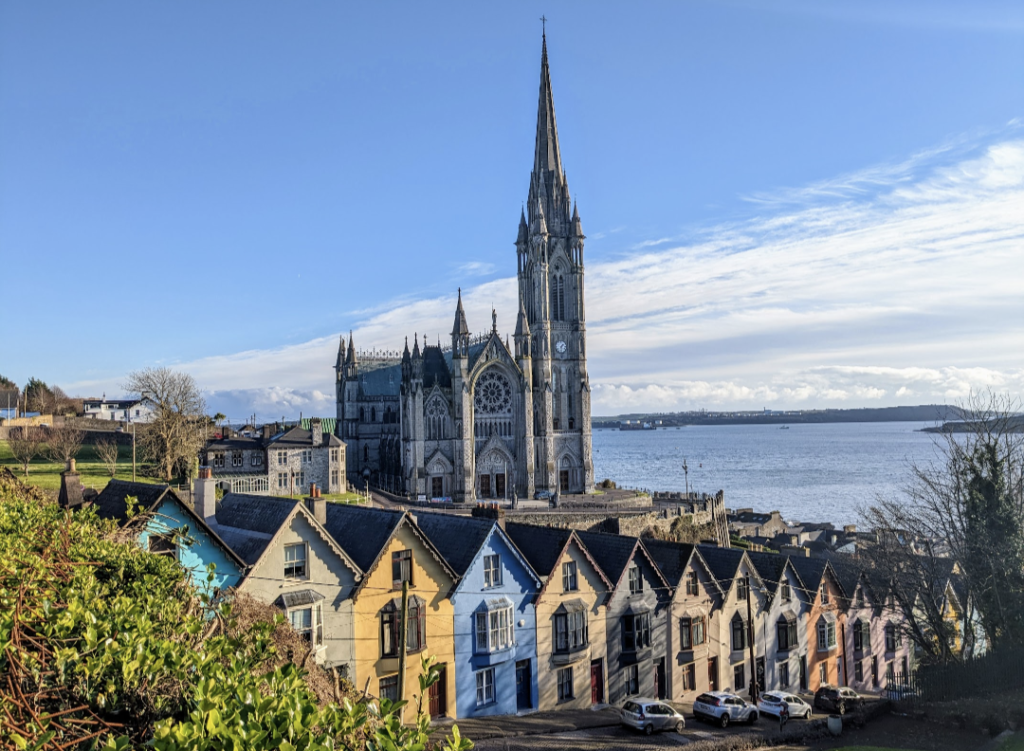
(862, 391), (1024, 660)
(124, 368), (207, 481)
(8, 427), (45, 476)
(45, 423), (84, 466)
(95, 437), (120, 478)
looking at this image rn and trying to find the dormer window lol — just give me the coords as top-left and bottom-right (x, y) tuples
(392, 549), (413, 588)
(781, 580), (791, 602)
(820, 582), (830, 605)
(686, 571), (699, 596)
(736, 576), (749, 601)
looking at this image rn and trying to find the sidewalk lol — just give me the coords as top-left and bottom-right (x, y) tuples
(433, 706), (621, 741)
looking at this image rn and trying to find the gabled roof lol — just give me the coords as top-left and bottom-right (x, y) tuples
(697, 545), (746, 585)
(93, 480), (171, 523)
(267, 425), (343, 449)
(505, 522), (612, 594)
(746, 550), (789, 592)
(643, 538), (696, 585)
(415, 514), (543, 594)
(788, 555), (846, 599)
(93, 480), (247, 570)
(415, 513), (495, 577)
(829, 558), (867, 601)
(575, 530), (671, 595)
(321, 505), (457, 596)
(218, 493), (297, 536)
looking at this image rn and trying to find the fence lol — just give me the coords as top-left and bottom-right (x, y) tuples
(887, 646), (1024, 703)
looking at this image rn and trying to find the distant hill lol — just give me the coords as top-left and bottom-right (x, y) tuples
(593, 404), (961, 429)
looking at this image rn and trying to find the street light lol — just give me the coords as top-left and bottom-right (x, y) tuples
(682, 458), (689, 498)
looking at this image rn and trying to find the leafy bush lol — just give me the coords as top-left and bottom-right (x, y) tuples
(0, 468), (472, 751)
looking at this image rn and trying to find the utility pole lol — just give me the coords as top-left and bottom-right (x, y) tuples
(132, 421), (136, 482)
(397, 579), (409, 720)
(745, 573), (758, 704)
(683, 458), (689, 498)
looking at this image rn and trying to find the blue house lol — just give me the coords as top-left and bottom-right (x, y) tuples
(89, 478), (246, 597)
(416, 507), (543, 718)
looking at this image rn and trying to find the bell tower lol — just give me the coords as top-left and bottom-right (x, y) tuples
(516, 32), (594, 495)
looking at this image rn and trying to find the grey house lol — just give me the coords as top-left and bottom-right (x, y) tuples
(576, 531), (672, 703)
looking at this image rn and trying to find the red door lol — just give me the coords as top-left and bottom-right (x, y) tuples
(590, 660), (604, 705)
(429, 664), (447, 717)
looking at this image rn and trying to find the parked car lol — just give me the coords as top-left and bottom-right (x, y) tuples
(758, 692), (812, 719)
(534, 490), (553, 501)
(813, 685), (863, 714)
(883, 683), (919, 701)
(692, 691), (759, 727)
(620, 699), (686, 735)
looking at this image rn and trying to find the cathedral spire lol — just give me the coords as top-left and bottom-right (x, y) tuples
(534, 32), (564, 180)
(413, 332), (421, 358)
(345, 330), (356, 366)
(336, 334), (345, 369)
(517, 206), (529, 245)
(571, 200), (584, 237)
(452, 288), (470, 337)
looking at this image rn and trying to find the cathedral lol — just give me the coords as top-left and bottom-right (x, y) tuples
(335, 34), (594, 502)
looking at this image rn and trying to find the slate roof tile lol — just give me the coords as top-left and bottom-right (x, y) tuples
(505, 522), (574, 577)
(216, 493), (298, 537)
(93, 480), (169, 523)
(321, 504), (405, 572)
(414, 513), (493, 577)
(642, 539), (696, 585)
(697, 545), (746, 587)
(575, 530), (639, 583)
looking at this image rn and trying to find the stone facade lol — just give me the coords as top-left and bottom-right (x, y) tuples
(336, 35), (594, 503)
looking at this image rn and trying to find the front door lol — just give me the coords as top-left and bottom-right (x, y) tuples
(431, 476), (443, 498)
(590, 659), (604, 705)
(495, 472), (506, 498)
(479, 474), (491, 498)
(756, 657), (766, 695)
(428, 664), (447, 717)
(800, 656), (808, 691)
(559, 470), (570, 492)
(516, 660), (532, 710)
(708, 657), (718, 691)
(654, 658), (666, 699)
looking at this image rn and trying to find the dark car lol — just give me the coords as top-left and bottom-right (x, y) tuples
(813, 685), (863, 715)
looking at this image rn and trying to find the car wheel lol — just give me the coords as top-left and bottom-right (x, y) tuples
(644, 724), (653, 736)
(675, 721), (685, 733)
(837, 702), (846, 715)
(748, 711), (758, 725)
(719, 713), (730, 728)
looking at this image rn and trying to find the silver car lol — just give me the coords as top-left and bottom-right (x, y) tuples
(620, 699), (686, 735)
(692, 691), (759, 727)
(758, 692), (812, 719)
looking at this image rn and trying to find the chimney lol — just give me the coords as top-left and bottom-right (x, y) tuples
(471, 502), (506, 531)
(311, 417), (323, 447)
(261, 423), (272, 443)
(194, 466), (217, 522)
(306, 484), (326, 524)
(58, 459), (85, 509)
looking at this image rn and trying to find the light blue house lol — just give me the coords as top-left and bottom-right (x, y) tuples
(90, 478), (247, 597)
(416, 508), (543, 718)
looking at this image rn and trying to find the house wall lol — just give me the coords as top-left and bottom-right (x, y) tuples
(237, 512), (358, 672)
(138, 498), (244, 597)
(268, 445), (345, 495)
(603, 554), (670, 706)
(452, 529), (539, 718)
(534, 542), (608, 711)
(710, 559), (767, 699)
(805, 572), (846, 692)
(351, 524), (457, 717)
(668, 556), (720, 701)
(757, 566), (809, 695)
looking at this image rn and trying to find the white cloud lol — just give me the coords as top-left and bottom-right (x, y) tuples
(68, 133), (1024, 419)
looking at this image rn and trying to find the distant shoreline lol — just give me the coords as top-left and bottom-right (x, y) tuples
(593, 404), (959, 430)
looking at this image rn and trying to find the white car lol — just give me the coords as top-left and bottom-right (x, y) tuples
(620, 699), (686, 735)
(757, 692), (812, 719)
(693, 691), (759, 727)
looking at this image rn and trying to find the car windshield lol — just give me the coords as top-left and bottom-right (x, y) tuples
(762, 694), (780, 702)
(695, 694), (715, 704)
(623, 701), (640, 712)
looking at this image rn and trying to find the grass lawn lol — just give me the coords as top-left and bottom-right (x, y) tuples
(0, 440), (165, 493)
(281, 491), (367, 504)
(998, 736), (1024, 751)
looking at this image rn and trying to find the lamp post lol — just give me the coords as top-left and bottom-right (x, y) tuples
(745, 573), (759, 704)
(683, 458), (690, 498)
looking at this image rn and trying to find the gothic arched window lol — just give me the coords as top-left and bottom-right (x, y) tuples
(359, 407), (365, 422)
(371, 406), (376, 422)
(363, 445), (369, 462)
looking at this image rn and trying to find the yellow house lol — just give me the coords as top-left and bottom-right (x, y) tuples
(324, 505), (459, 718)
(506, 523), (612, 710)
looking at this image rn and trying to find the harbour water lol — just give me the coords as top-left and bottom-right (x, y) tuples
(592, 421), (943, 528)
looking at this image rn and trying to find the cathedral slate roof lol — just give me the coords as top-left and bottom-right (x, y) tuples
(358, 362), (402, 397)
(414, 513), (494, 576)
(321, 504), (405, 572)
(421, 347), (451, 389)
(93, 480), (171, 523)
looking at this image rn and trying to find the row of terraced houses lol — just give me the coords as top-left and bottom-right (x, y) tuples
(71, 467), (925, 721)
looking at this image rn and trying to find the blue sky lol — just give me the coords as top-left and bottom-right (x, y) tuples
(2, 1), (1022, 420)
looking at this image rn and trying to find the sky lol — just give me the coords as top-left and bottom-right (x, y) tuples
(2, 1), (1022, 421)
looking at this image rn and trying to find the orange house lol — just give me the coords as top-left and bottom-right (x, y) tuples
(790, 557), (847, 691)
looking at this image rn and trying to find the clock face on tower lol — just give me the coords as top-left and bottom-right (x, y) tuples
(555, 340), (567, 356)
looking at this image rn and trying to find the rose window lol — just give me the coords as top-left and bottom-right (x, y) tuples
(474, 371), (512, 415)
